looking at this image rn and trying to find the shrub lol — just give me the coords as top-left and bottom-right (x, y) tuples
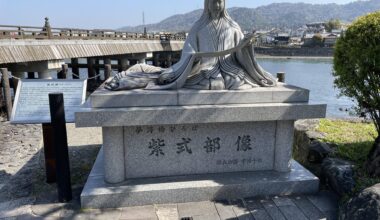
(333, 11), (380, 176)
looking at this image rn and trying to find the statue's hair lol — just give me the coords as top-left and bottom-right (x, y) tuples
(188, 0), (241, 35)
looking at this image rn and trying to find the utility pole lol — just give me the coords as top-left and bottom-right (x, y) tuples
(143, 11), (145, 26)
(143, 11), (147, 37)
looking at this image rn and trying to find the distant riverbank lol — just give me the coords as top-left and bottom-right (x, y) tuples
(255, 46), (334, 57)
(257, 55), (333, 60)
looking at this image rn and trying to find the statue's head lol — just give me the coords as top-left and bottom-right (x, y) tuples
(188, 0), (241, 39)
(206, 0), (226, 19)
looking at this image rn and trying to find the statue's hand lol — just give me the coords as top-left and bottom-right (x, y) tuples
(104, 77), (120, 91)
(158, 71), (176, 85)
(241, 33), (255, 46)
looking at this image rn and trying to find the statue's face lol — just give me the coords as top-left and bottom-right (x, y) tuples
(208, 0), (225, 19)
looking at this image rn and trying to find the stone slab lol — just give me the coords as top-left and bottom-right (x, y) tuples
(192, 213), (221, 220)
(230, 199), (253, 219)
(292, 196), (325, 220)
(81, 148), (319, 209)
(244, 198), (272, 220)
(120, 205), (158, 220)
(276, 204), (308, 220)
(155, 204), (179, 220)
(75, 103), (326, 128)
(307, 191), (339, 213)
(272, 198), (309, 220)
(273, 197), (295, 207)
(261, 200), (286, 220)
(89, 84), (309, 108)
(214, 200), (237, 219)
(90, 89), (178, 108)
(177, 201), (218, 218)
(123, 122), (276, 179)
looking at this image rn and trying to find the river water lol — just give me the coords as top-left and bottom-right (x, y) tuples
(71, 57), (354, 118)
(258, 57), (355, 118)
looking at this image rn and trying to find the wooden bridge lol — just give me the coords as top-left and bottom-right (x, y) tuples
(0, 18), (186, 41)
(0, 18), (185, 65)
(0, 18), (186, 119)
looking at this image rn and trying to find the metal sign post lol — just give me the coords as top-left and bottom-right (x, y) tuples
(10, 79), (86, 188)
(49, 93), (72, 202)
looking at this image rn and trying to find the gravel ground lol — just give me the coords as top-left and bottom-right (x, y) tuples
(0, 116), (43, 201)
(0, 115), (101, 218)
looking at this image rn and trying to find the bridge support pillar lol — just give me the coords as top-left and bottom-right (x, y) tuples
(7, 60), (63, 81)
(104, 58), (112, 80)
(104, 58), (112, 65)
(95, 58), (101, 82)
(119, 58), (129, 72)
(154, 54), (160, 67)
(167, 54), (173, 67)
(87, 58), (96, 82)
(71, 58), (80, 79)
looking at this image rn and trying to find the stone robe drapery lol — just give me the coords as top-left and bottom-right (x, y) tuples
(106, 17), (277, 90)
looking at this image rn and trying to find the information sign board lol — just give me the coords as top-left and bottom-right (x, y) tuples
(11, 79), (87, 124)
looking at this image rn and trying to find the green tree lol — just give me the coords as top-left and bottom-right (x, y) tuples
(325, 19), (341, 32)
(333, 11), (380, 176)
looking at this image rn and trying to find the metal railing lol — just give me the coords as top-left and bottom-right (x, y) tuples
(0, 24), (187, 41)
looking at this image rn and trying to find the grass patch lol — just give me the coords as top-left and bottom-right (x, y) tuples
(316, 119), (380, 193)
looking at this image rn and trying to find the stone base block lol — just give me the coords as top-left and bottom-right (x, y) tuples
(89, 84), (310, 108)
(81, 148), (320, 209)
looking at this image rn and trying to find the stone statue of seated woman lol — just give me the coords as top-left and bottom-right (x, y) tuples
(105, 0), (277, 91)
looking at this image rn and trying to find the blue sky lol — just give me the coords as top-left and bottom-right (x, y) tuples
(0, 0), (356, 29)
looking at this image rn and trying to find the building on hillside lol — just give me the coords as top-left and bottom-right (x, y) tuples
(173, 32), (188, 40)
(306, 22), (326, 34)
(253, 31), (275, 46)
(302, 32), (340, 47)
(303, 34), (316, 47)
(274, 33), (290, 45)
(289, 37), (302, 46)
(293, 27), (307, 37)
(331, 29), (343, 35)
(323, 33), (339, 47)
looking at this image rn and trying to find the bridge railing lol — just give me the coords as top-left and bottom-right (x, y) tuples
(0, 24), (187, 41)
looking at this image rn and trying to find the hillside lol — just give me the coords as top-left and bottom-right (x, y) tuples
(119, 0), (380, 32)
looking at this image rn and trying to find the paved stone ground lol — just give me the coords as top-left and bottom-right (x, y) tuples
(0, 115), (339, 220)
(1, 193), (339, 220)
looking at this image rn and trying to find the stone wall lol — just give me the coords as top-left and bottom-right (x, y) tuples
(293, 119), (355, 197)
(256, 47), (334, 57)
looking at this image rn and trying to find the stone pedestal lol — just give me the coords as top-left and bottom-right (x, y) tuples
(75, 83), (326, 209)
